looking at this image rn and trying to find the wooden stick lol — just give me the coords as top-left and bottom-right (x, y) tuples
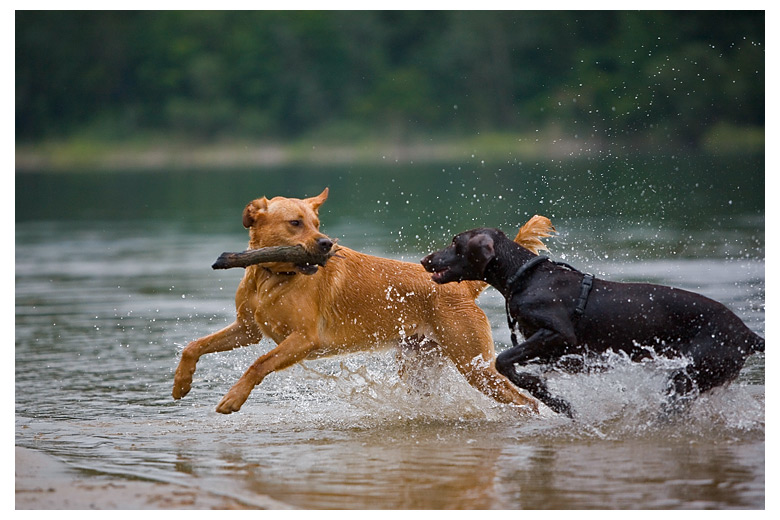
(212, 244), (341, 270)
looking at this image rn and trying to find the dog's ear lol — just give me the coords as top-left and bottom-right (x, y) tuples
(307, 188), (329, 212)
(466, 233), (496, 276)
(242, 197), (269, 228)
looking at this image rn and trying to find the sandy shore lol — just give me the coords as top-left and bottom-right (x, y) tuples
(15, 446), (285, 509)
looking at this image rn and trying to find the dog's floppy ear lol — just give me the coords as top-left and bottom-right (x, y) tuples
(242, 197), (269, 228)
(307, 188), (329, 212)
(466, 233), (496, 277)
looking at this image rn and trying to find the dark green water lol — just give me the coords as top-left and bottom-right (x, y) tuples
(16, 154), (764, 508)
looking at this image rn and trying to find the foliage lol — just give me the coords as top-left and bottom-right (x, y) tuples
(16, 11), (764, 149)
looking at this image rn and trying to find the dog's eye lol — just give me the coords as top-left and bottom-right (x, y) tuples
(288, 220), (302, 228)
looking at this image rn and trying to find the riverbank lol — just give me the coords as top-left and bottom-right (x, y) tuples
(15, 126), (764, 173)
(14, 446), (285, 509)
(13, 133), (577, 172)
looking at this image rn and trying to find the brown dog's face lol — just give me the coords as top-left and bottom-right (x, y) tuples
(422, 229), (496, 284)
(243, 188), (334, 274)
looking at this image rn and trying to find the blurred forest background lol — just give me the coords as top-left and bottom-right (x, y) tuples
(16, 10), (764, 169)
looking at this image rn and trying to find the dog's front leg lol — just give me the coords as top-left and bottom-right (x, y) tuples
(173, 319), (263, 399)
(496, 328), (575, 417)
(507, 372), (574, 417)
(497, 327), (572, 367)
(216, 331), (318, 414)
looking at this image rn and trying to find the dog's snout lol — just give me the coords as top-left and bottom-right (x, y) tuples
(421, 252), (436, 271)
(317, 237), (334, 253)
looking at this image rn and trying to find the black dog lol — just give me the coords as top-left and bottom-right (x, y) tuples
(421, 228), (764, 417)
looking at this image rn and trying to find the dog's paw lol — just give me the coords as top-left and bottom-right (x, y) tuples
(172, 378), (191, 400)
(548, 397), (575, 419)
(172, 354), (197, 399)
(216, 386), (250, 414)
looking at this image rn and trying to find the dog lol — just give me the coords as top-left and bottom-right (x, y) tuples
(172, 189), (557, 414)
(421, 227), (765, 416)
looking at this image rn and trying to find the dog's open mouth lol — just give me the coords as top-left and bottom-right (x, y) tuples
(429, 267), (450, 283)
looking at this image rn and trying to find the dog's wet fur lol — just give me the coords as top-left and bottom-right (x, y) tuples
(422, 227), (764, 417)
(173, 190), (557, 414)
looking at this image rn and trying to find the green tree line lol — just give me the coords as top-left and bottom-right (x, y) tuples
(16, 11), (764, 148)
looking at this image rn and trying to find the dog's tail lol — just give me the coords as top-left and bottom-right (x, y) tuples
(463, 215), (556, 299)
(513, 215), (556, 254)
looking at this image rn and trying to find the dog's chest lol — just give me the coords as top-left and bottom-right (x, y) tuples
(250, 276), (319, 337)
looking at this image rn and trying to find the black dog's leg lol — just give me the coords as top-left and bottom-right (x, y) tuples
(662, 330), (750, 415)
(496, 328), (575, 417)
(509, 372), (574, 417)
(662, 367), (697, 415)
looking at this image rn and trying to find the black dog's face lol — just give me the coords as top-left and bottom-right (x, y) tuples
(421, 229), (496, 284)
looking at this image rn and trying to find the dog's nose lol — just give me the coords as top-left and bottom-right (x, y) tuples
(421, 253), (433, 271)
(317, 237), (333, 253)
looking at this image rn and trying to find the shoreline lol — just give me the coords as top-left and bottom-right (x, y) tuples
(14, 446), (285, 510)
(14, 136), (583, 173)
(15, 128), (764, 173)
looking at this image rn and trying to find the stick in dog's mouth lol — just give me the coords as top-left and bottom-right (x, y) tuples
(212, 242), (342, 271)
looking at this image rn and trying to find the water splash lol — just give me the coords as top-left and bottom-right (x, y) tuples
(232, 347), (763, 441)
(536, 350), (765, 440)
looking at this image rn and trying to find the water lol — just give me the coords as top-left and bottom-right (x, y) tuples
(15, 155), (765, 509)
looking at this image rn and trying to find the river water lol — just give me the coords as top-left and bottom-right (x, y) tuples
(15, 154), (764, 509)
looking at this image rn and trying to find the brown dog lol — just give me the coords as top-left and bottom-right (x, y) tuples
(172, 188), (555, 414)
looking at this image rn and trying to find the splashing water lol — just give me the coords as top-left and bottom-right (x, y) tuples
(223, 345), (764, 442)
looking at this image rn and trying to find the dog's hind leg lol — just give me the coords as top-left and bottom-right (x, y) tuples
(173, 319), (263, 399)
(662, 367), (698, 415)
(663, 325), (759, 414)
(436, 315), (539, 413)
(396, 335), (445, 393)
(460, 360), (541, 414)
(661, 327), (754, 414)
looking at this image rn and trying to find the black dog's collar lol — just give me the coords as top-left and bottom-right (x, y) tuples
(505, 255), (595, 347)
(506, 255), (550, 290)
(506, 255), (590, 295)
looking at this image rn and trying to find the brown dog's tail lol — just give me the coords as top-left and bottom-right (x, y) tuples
(463, 215), (556, 299)
(513, 215), (556, 255)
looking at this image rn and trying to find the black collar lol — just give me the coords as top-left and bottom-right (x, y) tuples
(503, 256), (595, 347)
(505, 255), (550, 294)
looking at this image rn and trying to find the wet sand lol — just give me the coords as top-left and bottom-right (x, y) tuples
(15, 446), (284, 509)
